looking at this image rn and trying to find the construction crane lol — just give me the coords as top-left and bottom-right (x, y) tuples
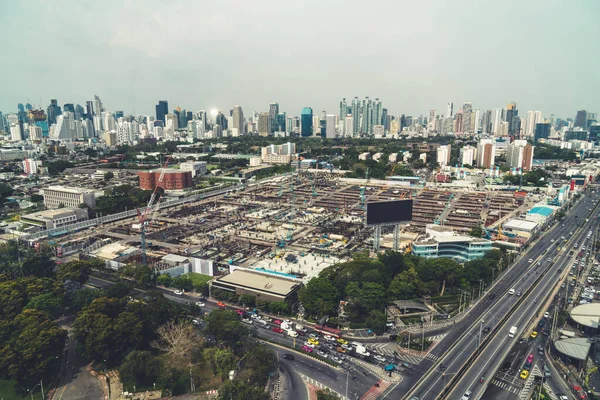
(136, 156), (171, 265)
(360, 167), (370, 210)
(309, 172), (318, 197)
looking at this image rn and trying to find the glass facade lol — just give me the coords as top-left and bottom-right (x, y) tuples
(412, 239), (493, 262)
(301, 107), (313, 137)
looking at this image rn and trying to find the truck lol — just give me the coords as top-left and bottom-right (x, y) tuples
(508, 326), (518, 338)
(295, 324), (307, 333)
(281, 322), (290, 331)
(355, 344), (371, 357)
(286, 329), (298, 338)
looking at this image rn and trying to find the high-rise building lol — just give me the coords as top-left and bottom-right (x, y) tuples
(525, 111), (543, 137)
(589, 124), (600, 145)
(436, 144), (451, 167)
(258, 112), (269, 136)
(455, 111), (464, 134)
(428, 110), (436, 131)
(460, 145), (476, 166)
(47, 99), (61, 125)
(10, 124), (22, 141)
(491, 109), (502, 134)
(232, 105), (244, 135)
(275, 112), (286, 133)
(534, 122), (550, 143)
(268, 103), (279, 134)
(462, 102), (472, 133)
(29, 125), (43, 141)
(446, 102), (453, 118)
(301, 107), (313, 137)
(94, 95), (104, 116)
(155, 100), (168, 122)
(473, 108), (481, 133)
(74, 104), (85, 120)
(476, 139), (496, 169)
(507, 140), (534, 172)
(85, 101), (94, 119)
(214, 112), (227, 129)
(63, 103), (75, 114)
(482, 110), (492, 134)
(574, 110), (587, 128)
(339, 98), (347, 123)
(345, 115), (354, 137)
(325, 115), (336, 138)
(506, 102), (518, 135)
(351, 97), (360, 134)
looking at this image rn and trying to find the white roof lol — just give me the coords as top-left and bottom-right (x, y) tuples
(503, 219), (538, 232)
(162, 254), (189, 263)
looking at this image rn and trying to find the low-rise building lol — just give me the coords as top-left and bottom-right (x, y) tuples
(412, 224), (493, 262)
(501, 219), (539, 239)
(42, 186), (102, 209)
(179, 161), (207, 177)
(20, 208), (88, 230)
(138, 169), (193, 190)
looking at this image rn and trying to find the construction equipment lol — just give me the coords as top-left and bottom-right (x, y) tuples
(135, 156), (171, 265)
(360, 167), (370, 210)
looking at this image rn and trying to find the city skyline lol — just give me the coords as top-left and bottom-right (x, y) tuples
(2, 0), (599, 117)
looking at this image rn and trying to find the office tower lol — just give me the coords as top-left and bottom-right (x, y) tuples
(460, 145), (476, 166)
(339, 98), (347, 122)
(47, 99), (62, 125)
(274, 112), (286, 133)
(473, 108), (481, 133)
(232, 105), (245, 135)
(196, 110), (207, 132)
(301, 107), (313, 137)
(525, 111), (543, 137)
(446, 102), (453, 118)
(213, 112), (227, 129)
(351, 97), (360, 134)
(428, 110), (436, 131)
(212, 124), (223, 137)
(462, 102), (472, 133)
(586, 113), (597, 129)
(101, 112), (115, 131)
(178, 108), (188, 128)
(491, 109), (502, 134)
(455, 111), (464, 134)
(155, 100), (168, 122)
(574, 110), (587, 128)
(507, 140), (534, 172)
(85, 101), (94, 119)
(165, 113), (178, 133)
(63, 103), (75, 114)
(115, 110), (124, 119)
(325, 115), (336, 138)
(0, 112), (5, 132)
(436, 144), (451, 167)
(94, 95), (104, 115)
(374, 98), (382, 128)
(268, 103), (279, 134)
(382, 109), (389, 130)
(506, 102), (519, 135)
(476, 139), (496, 169)
(10, 124), (22, 141)
(29, 125), (42, 141)
(481, 110), (491, 134)
(345, 115), (354, 136)
(534, 122), (550, 143)
(286, 116), (293, 134)
(74, 104), (85, 120)
(258, 112), (269, 136)
(589, 124), (600, 145)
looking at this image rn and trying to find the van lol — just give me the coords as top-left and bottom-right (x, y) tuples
(508, 289), (516, 295)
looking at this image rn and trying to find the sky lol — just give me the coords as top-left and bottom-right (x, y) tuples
(1, 0), (599, 119)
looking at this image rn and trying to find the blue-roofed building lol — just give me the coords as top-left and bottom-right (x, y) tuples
(525, 205), (557, 225)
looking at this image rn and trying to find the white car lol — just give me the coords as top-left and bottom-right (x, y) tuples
(373, 355), (386, 363)
(324, 335), (336, 342)
(174, 290), (184, 295)
(528, 259), (533, 263)
(304, 341), (316, 348)
(332, 356), (343, 364)
(196, 302), (205, 307)
(544, 312), (550, 319)
(461, 391), (472, 400)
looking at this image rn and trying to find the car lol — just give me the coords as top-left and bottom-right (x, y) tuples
(544, 312), (550, 319)
(324, 343), (334, 350)
(488, 293), (496, 300)
(282, 353), (295, 360)
(520, 370), (529, 379)
(308, 338), (319, 345)
(241, 318), (253, 325)
(302, 345), (313, 353)
(273, 319), (282, 325)
(557, 395), (569, 400)
(317, 350), (328, 358)
(304, 341), (316, 348)
(337, 346), (347, 353)
(547, 258), (552, 262)
(483, 326), (491, 333)
(319, 346), (331, 354)
(373, 355), (386, 363)
(342, 344), (352, 351)
(236, 309), (244, 315)
(196, 301), (205, 307)
(516, 291), (522, 296)
(332, 356), (343, 364)
(174, 290), (184, 295)
(527, 354), (534, 363)
(217, 301), (227, 308)
(508, 289), (516, 295)
(324, 335), (336, 342)
(272, 327), (284, 333)
(530, 331), (538, 339)
(191, 319), (200, 325)
(296, 330), (306, 336)
(551, 239), (555, 243)
(283, 319), (291, 324)
(528, 259), (533, 263)
(460, 391), (472, 400)
(557, 269), (562, 273)
(538, 345), (544, 355)
(337, 338), (348, 345)
(309, 333), (319, 339)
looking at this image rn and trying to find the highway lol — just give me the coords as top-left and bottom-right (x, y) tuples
(395, 189), (595, 400)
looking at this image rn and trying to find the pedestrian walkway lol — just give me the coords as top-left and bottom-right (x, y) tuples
(349, 358), (402, 382)
(298, 373), (348, 400)
(490, 378), (522, 394)
(519, 365), (542, 400)
(360, 380), (390, 400)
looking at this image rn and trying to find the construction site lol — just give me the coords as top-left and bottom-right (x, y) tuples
(49, 166), (558, 283)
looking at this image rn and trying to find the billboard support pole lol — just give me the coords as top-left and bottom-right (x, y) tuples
(373, 225), (381, 252)
(393, 224), (400, 251)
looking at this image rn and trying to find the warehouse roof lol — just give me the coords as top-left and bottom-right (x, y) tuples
(528, 206), (554, 217)
(216, 269), (302, 297)
(503, 219), (539, 232)
(570, 303), (600, 329)
(553, 338), (591, 361)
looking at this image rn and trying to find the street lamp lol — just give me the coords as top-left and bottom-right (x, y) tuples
(27, 380), (44, 400)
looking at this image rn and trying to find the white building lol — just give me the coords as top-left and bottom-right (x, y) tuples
(460, 145), (476, 166)
(23, 158), (42, 175)
(29, 125), (43, 141)
(260, 142), (296, 164)
(20, 208), (89, 230)
(344, 115), (354, 136)
(325, 115), (337, 138)
(436, 144), (451, 167)
(10, 124), (22, 141)
(179, 161), (207, 177)
(43, 186), (102, 209)
(373, 125), (385, 138)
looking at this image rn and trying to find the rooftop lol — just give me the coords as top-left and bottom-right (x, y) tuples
(503, 219), (539, 231)
(570, 303), (600, 329)
(45, 186), (96, 194)
(553, 338), (591, 361)
(21, 208), (80, 220)
(216, 268), (302, 297)
(528, 206), (554, 217)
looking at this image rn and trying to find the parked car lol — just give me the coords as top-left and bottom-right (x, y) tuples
(272, 327), (283, 333)
(195, 301), (205, 307)
(302, 345), (313, 353)
(174, 290), (184, 295)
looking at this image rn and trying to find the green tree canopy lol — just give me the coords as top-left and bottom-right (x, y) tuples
(298, 277), (339, 319)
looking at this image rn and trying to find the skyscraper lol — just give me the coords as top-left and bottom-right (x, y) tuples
(47, 99), (61, 125)
(462, 102), (472, 133)
(94, 95), (104, 116)
(506, 102), (518, 135)
(258, 112), (269, 136)
(339, 98), (347, 122)
(428, 110), (436, 131)
(477, 139), (496, 169)
(351, 97), (360, 134)
(155, 100), (168, 123)
(507, 140), (534, 172)
(85, 101), (94, 120)
(63, 103), (75, 114)
(232, 105), (245, 135)
(325, 115), (336, 138)
(275, 112), (286, 133)
(75, 104), (85, 120)
(268, 103), (279, 134)
(446, 102), (453, 118)
(301, 107), (313, 137)
(574, 110), (587, 128)
(534, 122), (550, 143)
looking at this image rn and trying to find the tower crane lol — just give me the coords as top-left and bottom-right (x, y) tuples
(136, 156), (171, 265)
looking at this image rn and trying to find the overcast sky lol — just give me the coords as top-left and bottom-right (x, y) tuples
(2, 0), (598, 118)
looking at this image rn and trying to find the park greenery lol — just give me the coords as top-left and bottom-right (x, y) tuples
(0, 242), (276, 397)
(298, 249), (507, 334)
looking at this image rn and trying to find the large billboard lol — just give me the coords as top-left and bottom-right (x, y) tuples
(367, 199), (413, 226)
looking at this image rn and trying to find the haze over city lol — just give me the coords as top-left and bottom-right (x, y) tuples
(2, 0), (599, 116)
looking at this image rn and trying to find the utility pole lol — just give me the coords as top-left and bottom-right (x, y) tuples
(478, 320), (485, 349)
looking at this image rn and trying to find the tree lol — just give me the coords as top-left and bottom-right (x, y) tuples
(240, 294), (256, 308)
(24, 293), (63, 318)
(151, 320), (202, 367)
(194, 282), (210, 297)
(204, 309), (248, 348)
(20, 254), (55, 278)
(157, 274), (173, 287)
(119, 350), (161, 389)
(47, 160), (74, 176)
(104, 171), (115, 181)
(468, 226), (483, 238)
(317, 389), (341, 400)
(30, 194), (43, 203)
(365, 310), (387, 335)
(298, 277), (339, 318)
(171, 275), (193, 292)
(56, 259), (100, 284)
(237, 345), (277, 387)
(0, 183), (14, 206)
(217, 380), (269, 400)
(389, 267), (422, 300)
(203, 347), (236, 377)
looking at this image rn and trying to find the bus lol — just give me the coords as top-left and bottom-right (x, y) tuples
(313, 325), (342, 338)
